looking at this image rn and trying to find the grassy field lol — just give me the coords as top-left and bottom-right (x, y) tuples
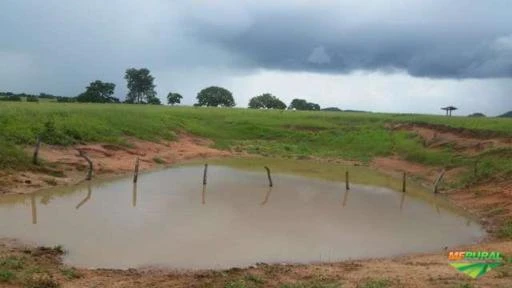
(0, 102), (510, 184)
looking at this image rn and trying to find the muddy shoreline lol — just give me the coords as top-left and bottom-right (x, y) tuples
(1, 134), (511, 287)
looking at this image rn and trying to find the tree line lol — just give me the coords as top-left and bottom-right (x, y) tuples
(0, 67), (321, 110)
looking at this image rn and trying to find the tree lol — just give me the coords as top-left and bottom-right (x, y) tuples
(124, 68), (157, 104)
(289, 98), (320, 111)
(167, 92), (183, 105)
(147, 97), (161, 105)
(196, 86), (235, 107)
(76, 80), (118, 103)
(499, 111), (512, 118)
(248, 93), (286, 109)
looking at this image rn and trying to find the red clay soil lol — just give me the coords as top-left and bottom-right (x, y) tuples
(0, 134), (234, 195)
(390, 123), (512, 155)
(1, 128), (512, 287)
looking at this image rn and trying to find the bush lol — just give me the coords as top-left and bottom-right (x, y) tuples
(0, 95), (22, 101)
(26, 96), (39, 102)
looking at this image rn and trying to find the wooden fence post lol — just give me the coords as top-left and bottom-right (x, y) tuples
(345, 171), (350, 190)
(77, 150), (93, 180)
(433, 169), (446, 194)
(264, 166), (273, 187)
(133, 157), (140, 183)
(402, 172), (407, 193)
(203, 163), (208, 185)
(32, 136), (41, 165)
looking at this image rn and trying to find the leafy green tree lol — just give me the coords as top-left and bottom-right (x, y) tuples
(124, 68), (157, 104)
(248, 93), (286, 109)
(196, 86), (235, 107)
(76, 80), (118, 103)
(289, 98), (320, 111)
(26, 96), (39, 102)
(167, 92), (183, 105)
(147, 96), (161, 105)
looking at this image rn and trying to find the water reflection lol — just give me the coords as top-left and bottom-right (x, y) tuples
(132, 184), (137, 207)
(342, 189), (349, 207)
(0, 165), (484, 270)
(202, 185), (206, 205)
(75, 184), (92, 210)
(31, 194), (37, 224)
(432, 195), (441, 215)
(399, 192), (406, 212)
(261, 187), (272, 206)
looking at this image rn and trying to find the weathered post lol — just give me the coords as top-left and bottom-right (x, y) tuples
(264, 166), (273, 187)
(345, 171), (350, 190)
(32, 136), (41, 165)
(433, 169), (446, 194)
(203, 163), (208, 185)
(77, 150), (93, 180)
(133, 157), (140, 183)
(402, 172), (407, 193)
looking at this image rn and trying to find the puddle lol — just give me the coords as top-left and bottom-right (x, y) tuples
(0, 165), (485, 269)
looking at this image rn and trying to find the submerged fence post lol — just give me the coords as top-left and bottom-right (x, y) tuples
(78, 150), (93, 181)
(203, 163), (208, 185)
(433, 169), (446, 194)
(345, 171), (350, 190)
(133, 157), (140, 183)
(402, 172), (407, 193)
(32, 136), (41, 165)
(264, 166), (273, 187)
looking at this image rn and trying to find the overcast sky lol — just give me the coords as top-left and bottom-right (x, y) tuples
(1, 0), (511, 115)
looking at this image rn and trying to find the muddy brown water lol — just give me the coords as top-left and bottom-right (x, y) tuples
(0, 165), (485, 269)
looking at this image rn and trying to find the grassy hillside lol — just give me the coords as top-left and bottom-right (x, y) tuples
(0, 102), (511, 183)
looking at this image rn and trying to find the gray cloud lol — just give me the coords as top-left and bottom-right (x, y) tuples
(0, 0), (510, 113)
(178, 0), (512, 78)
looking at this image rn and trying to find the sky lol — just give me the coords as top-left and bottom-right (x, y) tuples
(0, 0), (511, 116)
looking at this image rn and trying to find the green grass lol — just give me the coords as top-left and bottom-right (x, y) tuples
(280, 280), (341, 288)
(0, 269), (14, 283)
(498, 221), (512, 239)
(59, 267), (81, 280)
(1, 102), (510, 184)
(357, 279), (392, 288)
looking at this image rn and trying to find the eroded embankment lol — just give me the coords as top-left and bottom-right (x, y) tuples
(0, 123), (511, 288)
(380, 123), (512, 233)
(0, 134), (234, 195)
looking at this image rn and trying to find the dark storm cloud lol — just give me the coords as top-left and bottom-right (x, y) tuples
(0, 0), (511, 101)
(179, 0), (512, 78)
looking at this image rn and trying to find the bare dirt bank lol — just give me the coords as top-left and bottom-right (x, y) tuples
(1, 238), (511, 288)
(0, 134), (234, 196)
(1, 130), (511, 287)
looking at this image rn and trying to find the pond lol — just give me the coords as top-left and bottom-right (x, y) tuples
(0, 165), (485, 269)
